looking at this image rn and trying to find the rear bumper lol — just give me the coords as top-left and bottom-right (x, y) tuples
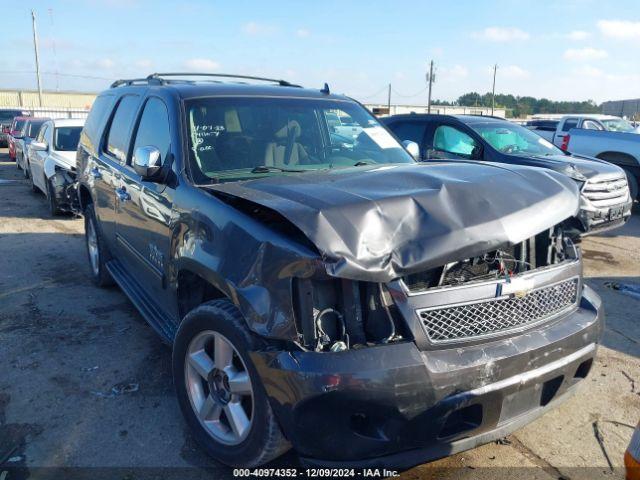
(251, 285), (603, 468)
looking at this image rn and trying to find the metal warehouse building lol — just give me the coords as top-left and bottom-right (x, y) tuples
(0, 89), (96, 109)
(0, 89), (97, 118)
(365, 103), (506, 118)
(602, 98), (640, 119)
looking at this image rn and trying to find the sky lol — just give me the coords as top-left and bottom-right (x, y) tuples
(2, 0), (639, 105)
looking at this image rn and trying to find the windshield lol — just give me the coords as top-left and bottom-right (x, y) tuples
(470, 122), (564, 156)
(601, 118), (636, 133)
(185, 97), (413, 183)
(54, 126), (82, 151)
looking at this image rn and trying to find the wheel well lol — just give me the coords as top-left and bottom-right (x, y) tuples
(79, 185), (92, 211)
(595, 151), (639, 168)
(177, 270), (226, 320)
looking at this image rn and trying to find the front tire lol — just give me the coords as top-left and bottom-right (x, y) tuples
(173, 300), (290, 467)
(84, 203), (114, 287)
(46, 178), (62, 216)
(624, 168), (638, 201)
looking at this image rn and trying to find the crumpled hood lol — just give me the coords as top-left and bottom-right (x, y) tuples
(207, 162), (580, 282)
(514, 153), (624, 180)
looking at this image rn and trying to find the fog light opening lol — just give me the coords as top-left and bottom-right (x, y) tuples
(574, 359), (593, 379)
(438, 404), (483, 440)
(540, 375), (564, 407)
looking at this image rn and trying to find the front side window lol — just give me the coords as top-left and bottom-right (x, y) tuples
(54, 126), (82, 151)
(432, 125), (478, 157)
(185, 97), (413, 183)
(583, 120), (603, 130)
(470, 122), (564, 156)
(106, 95), (140, 162)
(132, 98), (171, 165)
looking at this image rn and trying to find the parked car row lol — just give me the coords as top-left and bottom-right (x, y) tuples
(5, 115), (84, 215)
(382, 113), (633, 237)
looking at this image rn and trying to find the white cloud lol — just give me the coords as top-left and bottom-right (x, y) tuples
(242, 21), (277, 36)
(563, 47), (608, 61)
(473, 27), (530, 42)
(597, 20), (640, 39)
(95, 58), (116, 69)
(135, 59), (153, 69)
(566, 30), (590, 41)
(500, 65), (530, 78)
(296, 28), (310, 38)
(183, 58), (220, 71)
(440, 65), (469, 80)
(573, 65), (604, 77)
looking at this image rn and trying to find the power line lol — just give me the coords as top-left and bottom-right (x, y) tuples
(357, 85), (390, 100)
(391, 86), (428, 98)
(0, 70), (113, 81)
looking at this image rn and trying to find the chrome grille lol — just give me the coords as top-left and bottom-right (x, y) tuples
(582, 176), (629, 208)
(418, 278), (579, 343)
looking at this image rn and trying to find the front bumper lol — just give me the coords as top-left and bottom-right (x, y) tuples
(577, 200), (633, 235)
(251, 284), (603, 469)
(49, 169), (79, 213)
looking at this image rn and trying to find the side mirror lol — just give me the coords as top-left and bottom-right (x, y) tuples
(133, 146), (163, 180)
(31, 141), (48, 151)
(402, 140), (421, 160)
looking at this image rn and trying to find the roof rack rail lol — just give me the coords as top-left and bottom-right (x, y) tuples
(148, 73), (302, 87)
(110, 77), (163, 88)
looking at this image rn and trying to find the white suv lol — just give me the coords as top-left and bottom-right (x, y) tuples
(27, 118), (85, 215)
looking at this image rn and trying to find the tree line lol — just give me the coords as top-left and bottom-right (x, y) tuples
(432, 92), (600, 118)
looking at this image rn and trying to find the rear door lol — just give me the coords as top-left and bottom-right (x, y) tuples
(91, 94), (141, 251)
(386, 120), (428, 159)
(114, 96), (175, 313)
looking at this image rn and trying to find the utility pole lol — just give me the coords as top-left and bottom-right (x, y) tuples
(426, 60), (435, 114)
(491, 64), (498, 116)
(387, 83), (391, 115)
(31, 10), (43, 107)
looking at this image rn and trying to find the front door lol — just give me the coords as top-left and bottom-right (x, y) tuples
(114, 97), (174, 314)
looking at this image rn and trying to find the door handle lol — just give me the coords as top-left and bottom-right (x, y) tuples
(115, 186), (131, 202)
(90, 167), (102, 179)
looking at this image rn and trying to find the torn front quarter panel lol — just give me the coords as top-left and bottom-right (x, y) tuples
(206, 161), (580, 283)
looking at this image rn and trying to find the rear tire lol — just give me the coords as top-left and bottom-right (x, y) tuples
(84, 203), (114, 287)
(173, 300), (290, 467)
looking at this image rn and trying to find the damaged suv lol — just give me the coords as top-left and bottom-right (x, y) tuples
(76, 74), (603, 469)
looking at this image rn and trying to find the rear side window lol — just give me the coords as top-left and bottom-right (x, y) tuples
(36, 123), (49, 143)
(389, 122), (426, 146)
(105, 95), (140, 162)
(81, 95), (114, 153)
(131, 98), (171, 166)
(562, 118), (578, 132)
(13, 120), (26, 132)
(27, 122), (45, 138)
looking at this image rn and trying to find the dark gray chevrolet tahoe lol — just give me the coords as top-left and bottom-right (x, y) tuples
(76, 73), (603, 469)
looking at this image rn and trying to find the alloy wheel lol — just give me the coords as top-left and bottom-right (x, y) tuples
(184, 330), (254, 445)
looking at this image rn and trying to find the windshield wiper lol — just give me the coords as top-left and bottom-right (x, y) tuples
(353, 160), (375, 166)
(250, 165), (305, 173)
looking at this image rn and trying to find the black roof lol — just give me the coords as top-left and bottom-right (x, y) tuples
(384, 113), (509, 125)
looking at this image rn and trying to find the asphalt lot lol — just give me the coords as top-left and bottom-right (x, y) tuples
(0, 146), (638, 479)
